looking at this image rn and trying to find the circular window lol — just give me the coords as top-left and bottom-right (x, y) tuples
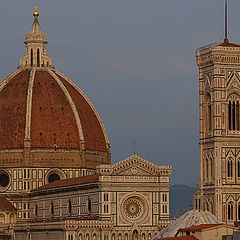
(0, 171), (10, 189)
(124, 198), (142, 219)
(48, 173), (60, 183)
(45, 169), (66, 184)
(122, 195), (149, 223)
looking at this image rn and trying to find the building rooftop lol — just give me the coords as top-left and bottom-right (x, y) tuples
(179, 224), (222, 231)
(0, 196), (17, 212)
(31, 174), (99, 192)
(153, 209), (222, 239)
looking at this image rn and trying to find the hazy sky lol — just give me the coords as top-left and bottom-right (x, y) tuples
(1, 0), (240, 186)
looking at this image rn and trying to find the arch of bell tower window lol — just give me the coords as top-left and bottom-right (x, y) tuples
(228, 93), (240, 130)
(227, 159), (233, 177)
(204, 93), (212, 132)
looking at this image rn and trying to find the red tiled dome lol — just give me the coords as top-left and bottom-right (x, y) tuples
(0, 8), (110, 169)
(0, 68), (109, 152)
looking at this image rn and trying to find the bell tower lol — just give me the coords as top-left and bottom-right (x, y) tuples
(196, 0), (240, 224)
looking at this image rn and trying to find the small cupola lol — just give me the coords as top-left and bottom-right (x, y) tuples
(19, 6), (53, 68)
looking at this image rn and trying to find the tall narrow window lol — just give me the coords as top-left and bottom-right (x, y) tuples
(238, 160), (240, 178)
(206, 159), (209, 181)
(208, 104), (212, 131)
(233, 101), (236, 130)
(228, 96), (240, 130)
(37, 48), (40, 67)
(237, 102), (240, 130)
(227, 202), (233, 220)
(205, 94), (211, 132)
(229, 101), (232, 130)
(227, 160), (233, 177)
(30, 49), (33, 67)
(210, 158), (214, 180)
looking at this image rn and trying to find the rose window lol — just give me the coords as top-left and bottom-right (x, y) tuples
(122, 196), (149, 222)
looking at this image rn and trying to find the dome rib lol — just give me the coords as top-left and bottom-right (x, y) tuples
(0, 70), (30, 149)
(30, 70), (80, 149)
(47, 69), (85, 146)
(24, 68), (36, 144)
(55, 70), (110, 149)
(0, 69), (22, 93)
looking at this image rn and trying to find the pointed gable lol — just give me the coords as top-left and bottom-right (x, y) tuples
(97, 154), (172, 180)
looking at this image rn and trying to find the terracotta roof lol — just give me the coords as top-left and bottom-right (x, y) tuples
(218, 38), (240, 47)
(31, 174), (99, 192)
(31, 70), (80, 149)
(0, 70), (29, 148)
(56, 73), (107, 151)
(0, 196), (17, 212)
(0, 69), (109, 152)
(179, 224), (222, 231)
(158, 237), (198, 240)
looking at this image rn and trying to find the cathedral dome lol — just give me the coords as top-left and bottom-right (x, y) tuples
(0, 7), (110, 169)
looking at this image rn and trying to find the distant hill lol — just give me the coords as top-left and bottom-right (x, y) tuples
(170, 184), (196, 219)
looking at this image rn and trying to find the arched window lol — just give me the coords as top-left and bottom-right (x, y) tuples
(148, 233), (152, 240)
(206, 159), (209, 181)
(227, 202), (234, 220)
(118, 233), (122, 240)
(227, 159), (233, 177)
(9, 214), (14, 224)
(228, 95), (240, 130)
(0, 214), (5, 223)
(210, 158), (214, 180)
(30, 49), (33, 67)
(68, 200), (72, 215)
(238, 160), (240, 178)
(132, 230), (138, 240)
(87, 198), (92, 213)
(50, 202), (54, 216)
(37, 48), (40, 67)
(205, 94), (212, 132)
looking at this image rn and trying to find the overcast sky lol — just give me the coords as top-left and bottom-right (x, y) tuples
(1, 0), (240, 186)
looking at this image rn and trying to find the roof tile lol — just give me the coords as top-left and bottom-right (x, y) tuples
(0, 196), (17, 212)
